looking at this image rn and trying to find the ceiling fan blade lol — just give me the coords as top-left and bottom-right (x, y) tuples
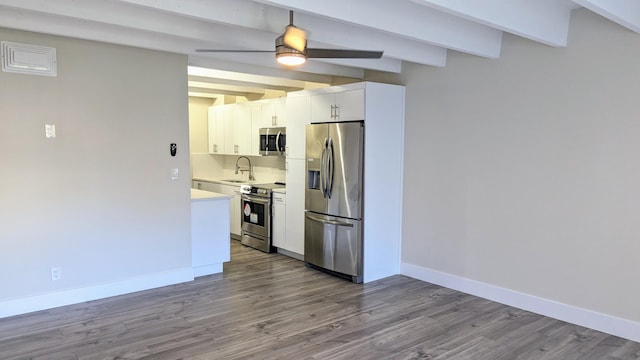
(306, 48), (383, 59)
(196, 49), (274, 53)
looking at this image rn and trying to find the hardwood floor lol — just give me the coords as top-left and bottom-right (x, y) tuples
(1, 240), (639, 360)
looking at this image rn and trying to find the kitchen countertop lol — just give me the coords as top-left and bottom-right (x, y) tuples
(193, 177), (286, 189)
(192, 177), (254, 186)
(191, 188), (232, 201)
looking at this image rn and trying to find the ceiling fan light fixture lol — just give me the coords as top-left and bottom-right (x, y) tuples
(275, 34), (306, 66)
(276, 52), (306, 66)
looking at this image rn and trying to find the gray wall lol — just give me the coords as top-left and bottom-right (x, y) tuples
(0, 28), (191, 307)
(400, 9), (640, 323)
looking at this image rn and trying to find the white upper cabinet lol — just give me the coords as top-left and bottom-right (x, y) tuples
(232, 103), (253, 156)
(261, 97), (287, 127)
(207, 97), (290, 157)
(209, 103), (253, 156)
(207, 106), (225, 154)
(310, 89), (365, 123)
(249, 102), (263, 156)
(222, 104), (238, 155)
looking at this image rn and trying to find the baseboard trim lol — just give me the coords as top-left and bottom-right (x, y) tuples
(0, 267), (194, 319)
(193, 263), (223, 277)
(401, 262), (640, 342)
(276, 248), (304, 261)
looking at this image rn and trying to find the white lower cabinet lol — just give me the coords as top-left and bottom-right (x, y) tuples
(272, 192), (286, 248)
(226, 186), (242, 238)
(191, 195), (230, 277)
(284, 158), (305, 255)
(193, 181), (241, 238)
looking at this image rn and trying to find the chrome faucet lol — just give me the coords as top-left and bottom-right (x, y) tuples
(234, 156), (255, 181)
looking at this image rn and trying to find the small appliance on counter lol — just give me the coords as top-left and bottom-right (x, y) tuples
(240, 183), (285, 252)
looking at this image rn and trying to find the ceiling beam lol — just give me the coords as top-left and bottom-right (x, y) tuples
(312, 56), (402, 73)
(187, 81), (266, 95)
(254, 0), (503, 58)
(573, 0), (640, 33)
(187, 56), (350, 85)
(187, 92), (218, 99)
(187, 67), (328, 90)
(187, 87), (251, 97)
(118, 0), (287, 33)
(409, 0), (573, 47)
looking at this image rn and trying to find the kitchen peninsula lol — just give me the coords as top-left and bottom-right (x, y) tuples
(190, 189), (232, 276)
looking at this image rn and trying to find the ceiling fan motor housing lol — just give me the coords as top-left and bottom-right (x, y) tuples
(275, 34), (306, 56)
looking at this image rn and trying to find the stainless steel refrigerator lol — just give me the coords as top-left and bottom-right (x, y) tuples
(304, 121), (364, 283)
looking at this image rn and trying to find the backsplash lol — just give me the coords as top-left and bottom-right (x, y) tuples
(191, 153), (285, 183)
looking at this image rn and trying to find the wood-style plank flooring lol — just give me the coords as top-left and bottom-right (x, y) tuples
(1, 240), (639, 359)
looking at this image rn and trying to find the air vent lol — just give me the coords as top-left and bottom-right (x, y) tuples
(1, 41), (57, 77)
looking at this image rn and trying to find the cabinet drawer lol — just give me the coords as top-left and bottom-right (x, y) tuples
(273, 192), (286, 204)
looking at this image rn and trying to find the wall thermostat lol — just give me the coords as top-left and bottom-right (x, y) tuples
(170, 143), (177, 156)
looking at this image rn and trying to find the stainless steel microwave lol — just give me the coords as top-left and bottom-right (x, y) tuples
(259, 127), (285, 156)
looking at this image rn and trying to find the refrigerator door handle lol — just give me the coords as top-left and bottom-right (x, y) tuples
(306, 213), (354, 227)
(327, 137), (335, 198)
(320, 138), (328, 198)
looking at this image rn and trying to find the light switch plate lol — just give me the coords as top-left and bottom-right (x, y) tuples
(45, 124), (56, 138)
(171, 168), (179, 180)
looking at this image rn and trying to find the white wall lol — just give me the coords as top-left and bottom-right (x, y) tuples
(189, 97), (224, 180)
(0, 28), (192, 316)
(399, 9), (640, 340)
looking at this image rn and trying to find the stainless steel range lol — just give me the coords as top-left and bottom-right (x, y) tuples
(240, 183), (285, 253)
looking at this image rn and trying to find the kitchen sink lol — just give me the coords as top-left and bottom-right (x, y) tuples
(221, 179), (246, 183)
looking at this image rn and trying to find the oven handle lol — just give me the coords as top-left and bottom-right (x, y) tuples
(306, 213), (354, 227)
(241, 195), (270, 205)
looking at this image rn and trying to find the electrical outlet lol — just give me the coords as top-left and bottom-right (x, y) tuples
(171, 168), (179, 180)
(50, 266), (61, 281)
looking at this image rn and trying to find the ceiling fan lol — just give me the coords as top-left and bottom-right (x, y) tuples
(196, 11), (383, 66)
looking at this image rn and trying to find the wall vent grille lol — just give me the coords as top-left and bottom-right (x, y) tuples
(1, 41), (57, 77)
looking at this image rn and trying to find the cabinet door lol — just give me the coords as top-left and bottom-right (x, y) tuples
(310, 93), (335, 123)
(272, 192), (286, 248)
(285, 95), (310, 159)
(285, 158), (305, 255)
(231, 191), (241, 237)
(250, 102), (263, 156)
(273, 98), (287, 126)
(259, 98), (286, 127)
(223, 105), (237, 155)
(261, 100), (276, 128)
(309, 89), (365, 123)
(335, 89), (365, 121)
(218, 184), (242, 237)
(208, 106), (225, 154)
(234, 103), (253, 155)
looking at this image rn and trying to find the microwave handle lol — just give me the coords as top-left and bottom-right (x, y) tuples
(276, 131), (283, 154)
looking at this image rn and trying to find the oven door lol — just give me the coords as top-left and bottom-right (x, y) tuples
(241, 194), (271, 238)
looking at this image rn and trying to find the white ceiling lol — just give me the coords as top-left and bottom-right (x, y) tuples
(1, 0), (639, 94)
